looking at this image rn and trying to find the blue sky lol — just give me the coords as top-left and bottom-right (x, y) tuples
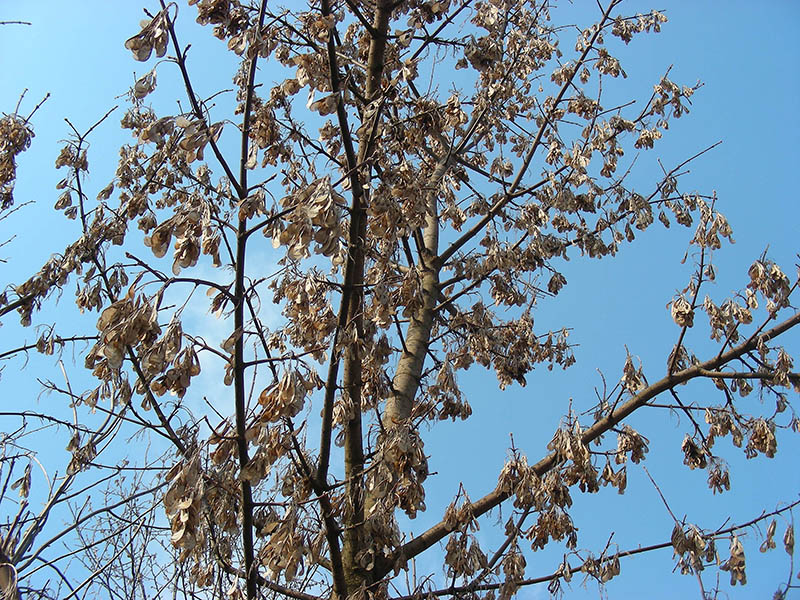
(1, 1), (799, 598)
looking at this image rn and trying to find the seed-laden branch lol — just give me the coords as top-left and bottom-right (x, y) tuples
(377, 309), (800, 579)
(392, 497), (800, 599)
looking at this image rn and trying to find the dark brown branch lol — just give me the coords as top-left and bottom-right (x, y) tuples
(123, 252), (235, 300)
(159, 0), (243, 198)
(231, 3), (269, 598)
(0, 294), (35, 320)
(377, 309), (800, 579)
(437, 0), (622, 268)
(697, 369), (800, 383)
(16, 482), (167, 572)
(67, 119), (188, 458)
(0, 335), (98, 361)
(393, 497), (800, 599)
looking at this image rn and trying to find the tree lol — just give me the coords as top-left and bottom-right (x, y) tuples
(1, 1), (798, 599)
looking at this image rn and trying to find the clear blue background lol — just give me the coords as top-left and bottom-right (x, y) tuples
(1, 2), (798, 598)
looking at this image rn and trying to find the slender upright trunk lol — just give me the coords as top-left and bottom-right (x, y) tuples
(339, 0), (394, 592)
(232, 4), (269, 597)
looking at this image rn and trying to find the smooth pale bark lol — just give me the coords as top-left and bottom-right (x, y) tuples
(385, 157), (448, 425)
(385, 267), (439, 424)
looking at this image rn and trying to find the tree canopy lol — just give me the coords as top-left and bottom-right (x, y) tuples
(0, 1), (798, 599)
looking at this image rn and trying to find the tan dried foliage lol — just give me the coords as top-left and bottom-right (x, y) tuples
(2, 1), (798, 599)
